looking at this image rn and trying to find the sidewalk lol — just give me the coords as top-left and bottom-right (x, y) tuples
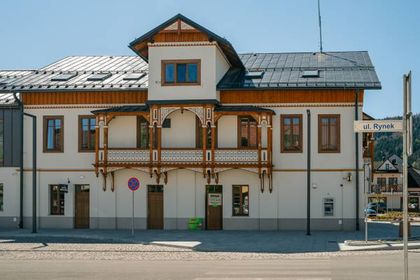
(1, 222), (419, 253)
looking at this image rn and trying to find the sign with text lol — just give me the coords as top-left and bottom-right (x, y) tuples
(354, 120), (403, 133)
(208, 193), (222, 207)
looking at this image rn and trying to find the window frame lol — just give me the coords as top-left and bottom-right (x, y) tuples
(318, 114), (340, 153)
(237, 116), (258, 148)
(195, 117), (215, 149)
(280, 114), (303, 153)
(136, 116), (150, 149)
(43, 116), (64, 153)
(78, 115), (96, 152)
(50, 185), (65, 216)
(161, 59), (201, 86)
(232, 185), (249, 217)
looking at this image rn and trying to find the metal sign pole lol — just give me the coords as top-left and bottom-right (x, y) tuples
(132, 190), (135, 236)
(403, 71), (412, 280)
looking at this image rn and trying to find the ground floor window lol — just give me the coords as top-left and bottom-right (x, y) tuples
(50, 185), (65, 215)
(232, 185), (249, 216)
(323, 198), (334, 216)
(0, 183), (3, 211)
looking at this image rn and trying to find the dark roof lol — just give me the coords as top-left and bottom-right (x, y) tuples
(0, 56), (148, 92)
(214, 105), (275, 114)
(129, 14), (244, 68)
(217, 52), (381, 90)
(408, 167), (420, 189)
(363, 112), (375, 120)
(91, 105), (149, 114)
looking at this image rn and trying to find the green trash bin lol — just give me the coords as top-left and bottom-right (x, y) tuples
(188, 217), (203, 230)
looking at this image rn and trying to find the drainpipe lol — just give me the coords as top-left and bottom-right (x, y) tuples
(306, 109), (311, 235)
(24, 112), (37, 233)
(12, 92), (24, 229)
(355, 89), (360, 231)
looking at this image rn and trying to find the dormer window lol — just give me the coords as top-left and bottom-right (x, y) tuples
(162, 60), (200, 86)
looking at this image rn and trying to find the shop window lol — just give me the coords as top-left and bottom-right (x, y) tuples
(50, 185), (65, 215)
(232, 185), (249, 216)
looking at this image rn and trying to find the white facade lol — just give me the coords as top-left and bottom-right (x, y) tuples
(0, 15), (378, 231)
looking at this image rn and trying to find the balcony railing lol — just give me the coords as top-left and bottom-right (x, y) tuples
(98, 148), (267, 167)
(370, 184), (403, 194)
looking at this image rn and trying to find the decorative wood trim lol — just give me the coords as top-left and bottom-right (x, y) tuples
(220, 89), (364, 104)
(280, 114), (303, 153)
(43, 115), (64, 153)
(318, 114), (341, 153)
(21, 91), (147, 105)
(161, 59), (201, 86)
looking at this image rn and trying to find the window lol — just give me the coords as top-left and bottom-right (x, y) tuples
(0, 118), (3, 164)
(302, 70), (320, 78)
(388, 177), (398, 186)
(162, 60), (200, 85)
(79, 116), (96, 152)
(0, 183), (3, 211)
(281, 114), (302, 153)
(232, 185), (249, 216)
(323, 198), (334, 216)
(87, 73), (112, 81)
(245, 71), (264, 79)
(137, 116), (149, 149)
(318, 114), (340, 153)
(51, 73), (77, 82)
(385, 163), (390, 170)
(44, 116), (64, 152)
(377, 178), (386, 186)
(50, 185), (65, 215)
(196, 117), (213, 148)
(238, 116), (257, 148)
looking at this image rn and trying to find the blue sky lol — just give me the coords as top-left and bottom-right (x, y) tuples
(0, 0), (418, 117)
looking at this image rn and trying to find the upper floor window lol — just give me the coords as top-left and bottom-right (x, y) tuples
(44, 116), (64, 152)
(162, 60), (200, 86)
(137, 116), (149, 148)
(79, 116), (96, 152)
(238, 116), (257, 148)
(281, 114), (302, 153)
(388, 177), (398, 186)
(0, 118), (3, 164)
(318, 114), (340, 153)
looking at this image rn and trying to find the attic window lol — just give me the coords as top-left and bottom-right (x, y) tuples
(301, 70), (320, 78)
(87, 73), (112, 81)
(123, 73), (146, 81)
(51, 73), (77, 82)
(245, 71), (264, 79)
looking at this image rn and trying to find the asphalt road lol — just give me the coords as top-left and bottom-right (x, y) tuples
(1, 252), (419, 280)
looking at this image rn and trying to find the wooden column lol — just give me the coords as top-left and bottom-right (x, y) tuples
(94, 116), (100, 176)
(103, 119), (109, 175)
(202, 124), (207, 175)
(257, 120), (262, 176)
(268, 115), (273, 171)
(157, 126), (162, 167)
(211, 125), (216, 168)
(149, 125), (154, 175)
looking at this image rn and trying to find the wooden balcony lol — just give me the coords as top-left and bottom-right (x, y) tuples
(370, 184), (403, 194)
(97, 148), (268, 168)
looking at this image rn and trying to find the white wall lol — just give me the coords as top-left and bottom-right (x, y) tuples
(162, 110), (196, 148)
(148, 44), (229, 101)
(217, 116), (237, 148)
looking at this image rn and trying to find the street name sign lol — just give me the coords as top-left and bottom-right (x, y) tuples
(354, 120), (403, 133)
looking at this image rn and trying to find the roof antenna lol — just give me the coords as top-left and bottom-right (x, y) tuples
(317, 0), (323, 53)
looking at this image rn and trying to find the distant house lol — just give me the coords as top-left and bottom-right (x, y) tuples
(370, 154), (420, 212)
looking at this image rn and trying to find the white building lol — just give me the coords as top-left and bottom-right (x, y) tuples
(0, 14), (382, 231)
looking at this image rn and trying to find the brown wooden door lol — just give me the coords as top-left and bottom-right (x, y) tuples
(74, 185), (90, 228)
(148, 185), (164, 229)
(206, 185), (223, 230)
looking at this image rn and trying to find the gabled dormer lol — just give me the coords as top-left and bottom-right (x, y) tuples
(129, 14), (243, 102)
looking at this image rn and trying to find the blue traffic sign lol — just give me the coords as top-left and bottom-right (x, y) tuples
(127, 177), (140, 191)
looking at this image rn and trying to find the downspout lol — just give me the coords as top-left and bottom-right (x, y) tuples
(12, 92), (24, 229)
(24, 112), (37, 233)
(306, 109), (311, 235)
(355, 89), (360, 231)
